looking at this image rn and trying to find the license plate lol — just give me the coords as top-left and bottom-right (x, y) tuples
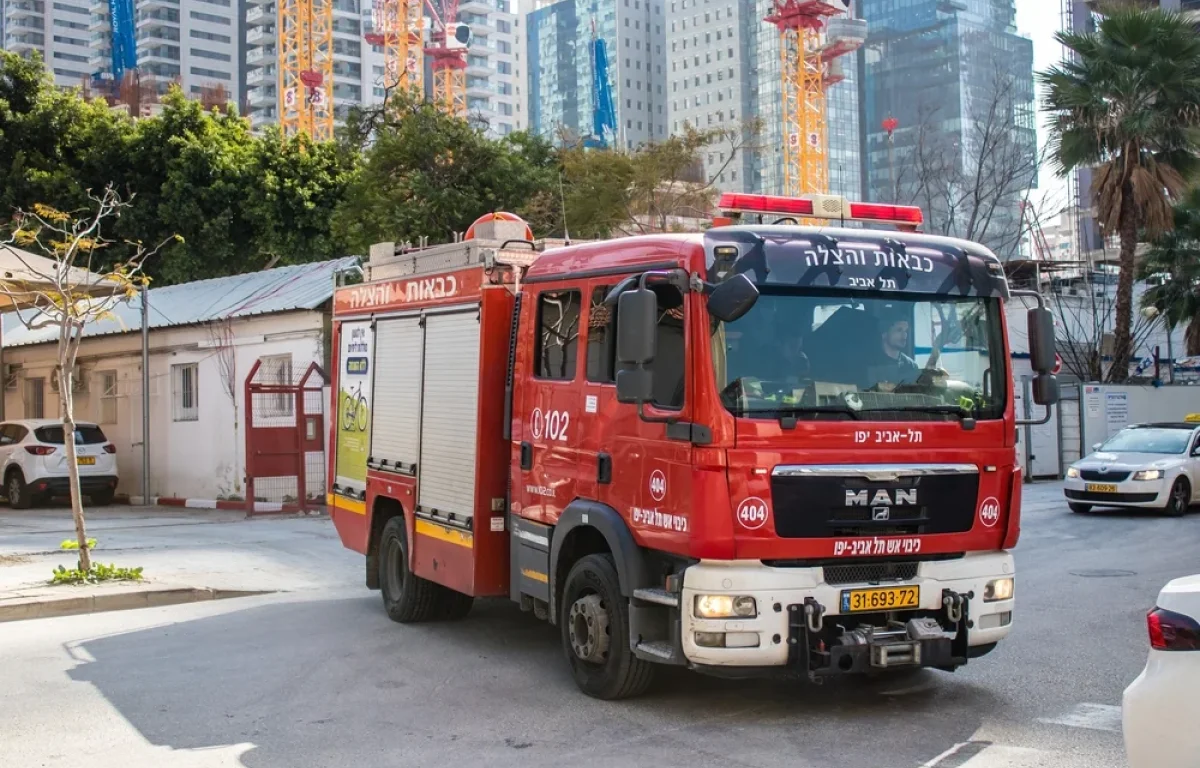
(840, 585), (920, 613)
(77, 456), (95, 466)
(1085, 483), (1117, 493)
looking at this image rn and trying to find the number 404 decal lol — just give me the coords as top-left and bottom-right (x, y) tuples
(530, 408), (570, 442)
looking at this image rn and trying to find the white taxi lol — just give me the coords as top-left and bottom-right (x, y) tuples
(1063, 419), (1200, 517)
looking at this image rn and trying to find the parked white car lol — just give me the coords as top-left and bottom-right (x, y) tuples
(1124, 574), (1200, 768)
(1063, 421), (1200, 516)
(0, 420), (119, 509)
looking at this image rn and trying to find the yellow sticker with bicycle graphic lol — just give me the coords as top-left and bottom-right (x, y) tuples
(335, 320), (374, 494)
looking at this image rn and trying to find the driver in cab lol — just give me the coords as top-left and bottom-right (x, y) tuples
(868, 314), (921, 390)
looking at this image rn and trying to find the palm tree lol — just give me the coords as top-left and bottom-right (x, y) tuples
(1140, 187), (1200, 360)
(1040, 6), (1200, 381)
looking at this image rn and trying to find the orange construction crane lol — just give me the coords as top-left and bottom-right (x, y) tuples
(365, 0), (424, 103)
(278, 0), (334, 140)
(765, 0), (861, 198)
(424, 0), (469, 117)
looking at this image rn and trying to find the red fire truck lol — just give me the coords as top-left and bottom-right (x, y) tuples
(328, 194), (1059, 699)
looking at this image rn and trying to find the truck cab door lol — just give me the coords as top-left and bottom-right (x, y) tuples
(586, 280), (694, 550)
(513, 286), (584, 525)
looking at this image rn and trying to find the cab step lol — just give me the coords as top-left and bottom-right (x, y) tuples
(633, 588), (679, 608)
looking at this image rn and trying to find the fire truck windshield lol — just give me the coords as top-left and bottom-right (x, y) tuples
(711, 289), (1007, 422)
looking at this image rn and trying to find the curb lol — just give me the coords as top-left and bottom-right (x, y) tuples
(128, 497), (327, 517)
(0, 587), (270, 623)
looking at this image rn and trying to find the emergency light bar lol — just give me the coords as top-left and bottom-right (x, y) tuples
(716, 193), (924, 231)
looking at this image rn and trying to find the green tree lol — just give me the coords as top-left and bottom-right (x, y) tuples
(0, 51), (133, 218)
(1041, 6), (1200, 381)
(334, 95), (556, 251)
(1140, 187), (1200, 358)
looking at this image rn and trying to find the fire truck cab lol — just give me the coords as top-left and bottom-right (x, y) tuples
(328, 196), (1060, 699)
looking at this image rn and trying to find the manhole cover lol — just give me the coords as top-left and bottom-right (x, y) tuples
(1069, 569), (1137, 578)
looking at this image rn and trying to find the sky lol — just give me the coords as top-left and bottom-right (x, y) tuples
(1015, 0), (1071, 212)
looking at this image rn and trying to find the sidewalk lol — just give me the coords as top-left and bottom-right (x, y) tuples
(0, 506), (361, 622)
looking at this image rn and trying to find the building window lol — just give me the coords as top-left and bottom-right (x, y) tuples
(98, 371), (118, 424)
(24, 378), (45, 420)
(259, 355), (294, 417)
(172, 363), (199, 422)
(535, 290), (581, 380)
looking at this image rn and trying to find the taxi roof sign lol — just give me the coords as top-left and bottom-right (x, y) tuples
(1185, 413), (1200, 423)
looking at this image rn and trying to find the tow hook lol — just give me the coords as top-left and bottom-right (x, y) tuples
(804, 597), (825, 633)
(942, 589), (966, 624)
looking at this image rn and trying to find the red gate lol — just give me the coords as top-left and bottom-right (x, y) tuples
(244, 360), (327, 514)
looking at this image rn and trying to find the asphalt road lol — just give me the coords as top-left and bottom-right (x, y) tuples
(1, 483), (1197, 768)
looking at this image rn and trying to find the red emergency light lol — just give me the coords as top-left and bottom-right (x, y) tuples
(716, 192), (923, 231)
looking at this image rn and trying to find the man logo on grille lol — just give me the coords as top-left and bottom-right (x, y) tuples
(846, 488), (918, 506)
(872, 507), (890, 521)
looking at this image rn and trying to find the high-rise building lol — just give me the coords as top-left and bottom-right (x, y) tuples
(86, 0), (241, 100)
(2, 0), (94, 86)
(527, 0), (666, 149)
(859, 0), (1035, 259)
(665, 0), (757, 190)
(460, 0), (527, 136)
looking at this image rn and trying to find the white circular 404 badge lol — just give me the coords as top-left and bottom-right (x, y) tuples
(649, 470), (667, 502)
(736, 497), (769, 531)
(978, 496), (1001, 528)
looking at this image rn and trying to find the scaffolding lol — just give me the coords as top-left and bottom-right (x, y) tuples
(278, 0), (334, 140)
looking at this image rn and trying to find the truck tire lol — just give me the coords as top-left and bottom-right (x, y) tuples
(437, 589), (474, 620)
(1162, 478), (1190, 518)
(1068, 502), (1091, 514)
(378, 516), (441, 623)
(560, 553), (655, 700)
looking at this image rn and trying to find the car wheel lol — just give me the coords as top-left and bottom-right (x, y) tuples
(1163, 478), (1190, 518)
(560, 553), (655, 700)
(1068, 502), (1092, 514)
(91, 489), (114, 507)
(7, 471), (31, 510)
(377, 516), (441, 623)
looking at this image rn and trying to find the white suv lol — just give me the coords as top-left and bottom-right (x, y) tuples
(0, 420), (119, 509)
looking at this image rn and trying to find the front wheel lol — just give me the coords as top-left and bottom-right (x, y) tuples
(560, 554), (654, 700)
(1163, 478), (1190, 518)
(1068, 502), (1092, 514)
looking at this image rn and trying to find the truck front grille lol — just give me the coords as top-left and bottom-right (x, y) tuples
(822, 561), (919, 585)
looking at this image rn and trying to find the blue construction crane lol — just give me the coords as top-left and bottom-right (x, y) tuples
(587, 18), (617, 148)
(109, 0), (137, 84)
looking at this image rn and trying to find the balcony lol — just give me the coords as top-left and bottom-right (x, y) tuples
(246, 5), (274, 26)
(246, 25), (274, 44)
(4, 1), (45, 20)
(139, 0), (179, 10)
(5, 35), (44, 51)
(246, 46), (274, 65)
(458, 0), (490, 12)
(246, 65), (276, 85)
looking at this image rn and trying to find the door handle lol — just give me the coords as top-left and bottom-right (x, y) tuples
(597, 453), (612, 484)
(520, 441), (533, 470)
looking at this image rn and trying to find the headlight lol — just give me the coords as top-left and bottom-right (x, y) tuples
(984, 578), (1014, 602)
(694, 595), (757, 618)
(1132, 469), (1163, 481)
(1066, 467), (1080, 479)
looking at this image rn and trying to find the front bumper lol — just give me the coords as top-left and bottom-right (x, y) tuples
(679, 551), (1014, 671)
(1063, 477), (1170, 508)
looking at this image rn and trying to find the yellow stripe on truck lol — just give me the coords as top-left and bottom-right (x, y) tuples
(521, 568), (549, 584)
(415, 519), (474, 549)
(328, 494), (366, 515)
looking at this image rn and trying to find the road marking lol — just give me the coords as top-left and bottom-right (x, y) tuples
(923, 741), (1052, 767)
(1038, 703), (1123, 733)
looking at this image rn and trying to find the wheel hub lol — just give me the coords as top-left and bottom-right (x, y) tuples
(568, 593), (610, 663)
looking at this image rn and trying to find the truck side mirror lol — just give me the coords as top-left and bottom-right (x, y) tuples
(708, 273), (759, 323)
(615, 287), (657, 404)
(1092, 442), (1102, 452)
(1026, 305), (1059, 406)
(1027, 307), (1057, 374)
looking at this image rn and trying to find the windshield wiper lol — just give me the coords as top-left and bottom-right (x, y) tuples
(860, 404), (978, 430)
(753, 404), (863, 428)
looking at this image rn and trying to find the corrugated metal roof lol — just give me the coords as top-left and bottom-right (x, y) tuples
(1, 257), (359, 348)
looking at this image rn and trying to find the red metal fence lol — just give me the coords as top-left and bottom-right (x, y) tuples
(244, 360), (327, 514)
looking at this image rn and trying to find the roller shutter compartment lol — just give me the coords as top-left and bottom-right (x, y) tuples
(369, 316), (424, 473)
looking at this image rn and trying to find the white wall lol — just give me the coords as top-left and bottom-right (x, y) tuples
(1, 310), (326, 500)
(1078, 384), (1200, 449)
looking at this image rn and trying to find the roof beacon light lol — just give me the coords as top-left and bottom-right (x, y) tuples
(717, 192), (923, 231)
